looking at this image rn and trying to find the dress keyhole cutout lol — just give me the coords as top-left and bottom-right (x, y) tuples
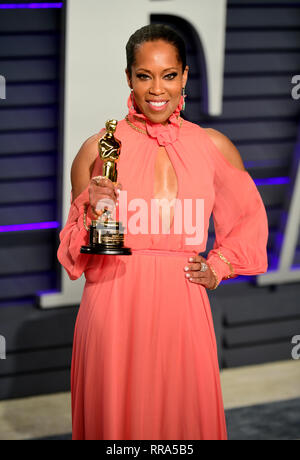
(153, 146), (178, 232)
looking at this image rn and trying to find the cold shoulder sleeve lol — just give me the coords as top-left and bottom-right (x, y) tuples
(57, 129), (106, 280)
(205, 134), (269, 285)
(57, 186), (91, 280)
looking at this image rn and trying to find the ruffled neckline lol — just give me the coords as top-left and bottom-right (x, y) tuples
(126, 93), (184, 147)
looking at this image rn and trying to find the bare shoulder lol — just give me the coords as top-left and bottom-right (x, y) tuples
(72, 133), (103, 173)
(71, 132), (104, 201)
(205, 128), (246, 171)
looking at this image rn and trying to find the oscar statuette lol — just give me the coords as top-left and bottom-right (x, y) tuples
(80, 119), (131, 255)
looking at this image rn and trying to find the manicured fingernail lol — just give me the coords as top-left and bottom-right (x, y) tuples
(189, 258), (194, 262)
(186, 273), (191, 278)
(184, 266), (189, 271)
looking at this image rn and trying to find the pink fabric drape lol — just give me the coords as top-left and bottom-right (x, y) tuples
(57, 96), (268, 440)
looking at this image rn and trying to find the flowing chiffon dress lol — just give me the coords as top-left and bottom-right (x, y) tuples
(57, 96), (269, 440)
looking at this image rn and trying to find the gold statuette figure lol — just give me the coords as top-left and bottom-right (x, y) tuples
(99, 119), (121, 182)
(80, 120), (131, 256)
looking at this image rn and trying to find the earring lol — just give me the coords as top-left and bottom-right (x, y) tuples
(182, 88), (187, 111)
(130, 90), (135, 110)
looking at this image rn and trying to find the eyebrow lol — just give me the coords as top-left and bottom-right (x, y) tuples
(135, 67), (179, 73)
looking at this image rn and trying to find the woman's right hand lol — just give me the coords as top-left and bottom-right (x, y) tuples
(88, 176), (122, 217)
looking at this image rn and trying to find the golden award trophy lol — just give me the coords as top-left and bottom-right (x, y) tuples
(80, 119), (132, 255)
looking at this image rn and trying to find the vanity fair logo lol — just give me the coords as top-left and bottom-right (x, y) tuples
(0, 335), (6, 360)
(291, 75), (300, 100)
(0, 75), (6, 100)
(97, 191), (205, 246)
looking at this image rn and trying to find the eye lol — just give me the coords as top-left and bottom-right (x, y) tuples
(164, 72), (178, 80)
(136, 73), (151, 80)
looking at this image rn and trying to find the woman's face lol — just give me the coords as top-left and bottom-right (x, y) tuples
(126, 40), (189, 125)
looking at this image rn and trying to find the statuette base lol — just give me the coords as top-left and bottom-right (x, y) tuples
(80, 219), (131, 256)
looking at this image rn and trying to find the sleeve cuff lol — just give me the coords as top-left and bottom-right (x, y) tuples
(206, 250), (236, 283)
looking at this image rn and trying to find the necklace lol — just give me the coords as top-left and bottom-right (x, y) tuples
(125, 115), (183, 135)
(125, 115), (147, 135)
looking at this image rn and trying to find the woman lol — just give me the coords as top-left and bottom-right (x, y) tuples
(58, 24), (269, 440)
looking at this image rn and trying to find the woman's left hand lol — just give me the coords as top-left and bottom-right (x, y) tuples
(183, 255), (217, 290)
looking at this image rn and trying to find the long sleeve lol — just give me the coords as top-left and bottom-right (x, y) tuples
(205, 140), (269, 284)
(57, 186), (91, 280)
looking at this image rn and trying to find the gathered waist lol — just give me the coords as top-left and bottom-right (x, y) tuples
(131, 248), (197, 258)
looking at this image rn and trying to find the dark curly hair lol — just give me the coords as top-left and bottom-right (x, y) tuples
(126, 24), (187, 77)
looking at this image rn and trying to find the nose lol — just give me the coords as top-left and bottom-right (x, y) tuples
(149, 77), (165, 96)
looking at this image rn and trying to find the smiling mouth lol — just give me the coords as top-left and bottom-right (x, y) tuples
(147, 101), (169, 111)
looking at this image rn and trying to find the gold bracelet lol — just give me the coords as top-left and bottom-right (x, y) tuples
(207, 263), (219, 290)
(83, 205), (89, 231)
(217, 250), (235, 279)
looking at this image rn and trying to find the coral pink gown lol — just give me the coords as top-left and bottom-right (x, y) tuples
(58, 97), (269, 440)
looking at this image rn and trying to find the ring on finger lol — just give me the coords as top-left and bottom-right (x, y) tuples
(200, 262), (208, 272)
